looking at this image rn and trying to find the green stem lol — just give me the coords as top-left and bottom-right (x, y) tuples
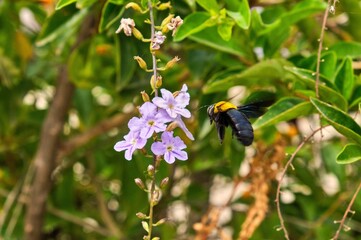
(147, 157), (157, 239)
(148, 0), (158, 97)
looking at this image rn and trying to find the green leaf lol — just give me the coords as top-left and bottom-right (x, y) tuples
(350, 85), (361, 109)
(285, 66), (347, 111)
(310, 97), (361, 145)
(203, 59), (292, 93)
(334, 57), (354, 100)
(336, 144), (361, 164)
(320, 51), (337, 80)
(253, 98), (314, 130)
(99, 2), (125, 33)
(174, 12), (214, 41)
(55, 0), (76, 10)
(329, 41), (361, 59)
(37, 8), (88, 47)
(76, 0), (97, 8)
(226, 0), (250, 29)
(256, 1), (325, 57)
(217, 18), (234, 41)
(188, 27), (249, 57)
(109, 0), (124, 4)
(196, 0), (219, 14)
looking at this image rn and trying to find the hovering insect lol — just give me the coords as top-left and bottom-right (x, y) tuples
(207, 99), (273, 146)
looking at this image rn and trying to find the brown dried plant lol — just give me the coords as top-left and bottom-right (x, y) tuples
(193, 137), (286, 240)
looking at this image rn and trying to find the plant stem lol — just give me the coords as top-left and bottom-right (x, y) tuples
(148, 0), (158, 97)
(147, 156), (158, 239)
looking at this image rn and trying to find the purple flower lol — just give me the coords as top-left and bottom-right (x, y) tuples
(152, 85), (191, 119)
(114, 131), (147, 160)
(139, 102), (168, 138)
(128, 102), (168, 139)
(151, 131), (188, 164)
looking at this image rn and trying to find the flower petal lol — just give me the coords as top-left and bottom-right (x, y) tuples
(114, 140), (131, 152)
(175, 117), (194, 140)
(172, 149), (188, 161)
(151, 142), (166, 155)
(164, 151), (176, 164)
(139, 102), (157, 117)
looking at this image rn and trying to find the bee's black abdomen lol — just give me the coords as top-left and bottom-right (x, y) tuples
(226, 109), (254, 146)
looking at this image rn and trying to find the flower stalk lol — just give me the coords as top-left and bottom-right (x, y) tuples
(114, 1), (188, 239)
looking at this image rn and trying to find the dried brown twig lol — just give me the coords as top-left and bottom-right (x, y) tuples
(332, 181), (361, 240)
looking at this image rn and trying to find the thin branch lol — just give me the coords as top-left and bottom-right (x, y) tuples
(332, 181), (361, 240)
(0, 188), (112, 237)
(275, 127), (322, 240)
(24, 14), (96, 240)
(315, 0), (332, 98)
(58, 112), (133, 160)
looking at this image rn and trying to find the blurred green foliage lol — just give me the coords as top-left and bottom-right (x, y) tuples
(1, 0), (361, 239)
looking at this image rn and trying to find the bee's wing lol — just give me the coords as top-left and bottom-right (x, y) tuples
(237, 99), (274, 118)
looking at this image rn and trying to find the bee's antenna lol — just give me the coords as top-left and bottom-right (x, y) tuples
(198, 105), (209, 110)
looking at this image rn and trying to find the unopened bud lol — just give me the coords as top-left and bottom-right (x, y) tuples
(165, 56), (180, 69)
(150, 75), (156, 90)
(161, 14), (174, 33)
(173, 90), (180, 98)
(125, 2), (143, 12)
(132, 28), (143, 40)
(153, 218), (167, 226)
(141, 91), (150, 102)
(151, 189), (161, 205)
(160, 177), (169, 188)
(134, 178), (146, 190)
(157, 1), (171, 10)
(136, 212), (148, 219)
(134, 56), (147, 70)
(166, 122), (178, 131)
(147, 165), (155, 176)
(155, 75), (162, 88)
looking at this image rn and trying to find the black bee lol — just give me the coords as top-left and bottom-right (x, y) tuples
(207, 99), (273, 146)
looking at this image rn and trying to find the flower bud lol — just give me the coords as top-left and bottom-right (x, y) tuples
(125, 2), (143, 12)
(166, 121), (178, 132)
(157, 1), (171, 10)
(161, 14), (174, 33)
(134, 178), (146, 190)
(147, 165), (155, 176)
(160, 177), (169, 189)
(141, 91), (150, 102)
(153, 218), (167, 226)
(136, 212), (148, 219)
(151, 189), (161, 205)
(150, 75), (156, 90)
(165, 56), (180, 69)
(134, 56), (147, 70)
(155, 75), (162, 88)
(132, 27), (144, 40)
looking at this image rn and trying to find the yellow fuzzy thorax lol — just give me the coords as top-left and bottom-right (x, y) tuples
(213, 101), (237, 113)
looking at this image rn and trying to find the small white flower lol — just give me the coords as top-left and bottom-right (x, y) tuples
(115, 18), (135, 36)
(167, 16), (183, 36)
(152, 31), (166, 50)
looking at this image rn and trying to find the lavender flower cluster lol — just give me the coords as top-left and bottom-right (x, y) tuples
(114, 84), (194, 164)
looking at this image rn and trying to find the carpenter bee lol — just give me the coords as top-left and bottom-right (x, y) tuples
(207, 99), (273, 146)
